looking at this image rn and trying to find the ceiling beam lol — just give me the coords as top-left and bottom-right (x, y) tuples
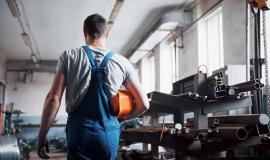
(126, 10), (192, 59)
(7, 60), (57, 73)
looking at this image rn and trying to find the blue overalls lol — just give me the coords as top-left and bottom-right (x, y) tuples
(66, 46), (120, 160)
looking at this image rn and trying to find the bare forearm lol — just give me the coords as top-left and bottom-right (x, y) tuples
(122, 80), (149, 120)
(122, 103), (148, 120)
(39, 96), (60, 138)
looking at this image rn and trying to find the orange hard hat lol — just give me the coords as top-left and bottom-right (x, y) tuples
(111, 90), (134, 118)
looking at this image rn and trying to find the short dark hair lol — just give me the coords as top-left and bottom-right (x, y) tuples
(83, 14), (107, 39)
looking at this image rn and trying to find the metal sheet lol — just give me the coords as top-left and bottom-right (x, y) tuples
(148, 91), (252, 114)
(0, 136), (20, 160)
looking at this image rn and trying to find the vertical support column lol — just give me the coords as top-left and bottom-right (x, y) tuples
(249, 4), (264, 114)
(175, 110), (185, 160)
(175, 145), (183, 160)
(142, 115), (149, 152)
(154, 45), (161, 91)
(194, 113), (208, 129)
(174, 110), (184, 125)
(151, 113), (159, 157)
(0, 104), (3, 135)
(151, 145), (159, 158)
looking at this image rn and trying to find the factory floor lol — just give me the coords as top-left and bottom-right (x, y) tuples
(29, 151), (67, 160)
(29, 151), (124, 160)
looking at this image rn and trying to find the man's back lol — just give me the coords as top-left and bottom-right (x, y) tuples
(56, 45), (138, 113)
(38, 14), (149, 160)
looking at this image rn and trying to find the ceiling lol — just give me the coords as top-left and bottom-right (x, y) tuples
(0, 0), (193, 61)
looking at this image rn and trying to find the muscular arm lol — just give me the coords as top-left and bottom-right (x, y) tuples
(38, 71), (65, 158)
(122, 80), (149, 120)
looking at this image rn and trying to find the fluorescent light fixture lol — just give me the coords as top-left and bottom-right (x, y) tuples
(129, 50), (149, 64)
(159, 22), (179, 30)
(6, 0), (20, 17)
(31, 53), (39, 63)
(138, 30), (170, 51)
(128, 10), (192, 64)
(21, 33), (31, 46)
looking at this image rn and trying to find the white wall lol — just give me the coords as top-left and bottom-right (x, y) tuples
(136, 0), (247, 89)
(153, 43), (174, 93)
(222, 0), (247, 65)
(140, 56), (153, 93)
(178, 0), (247, 79)
(0, 51), (7, 84)
(179, 24), (199, 80)
(6, 72), (67, 116)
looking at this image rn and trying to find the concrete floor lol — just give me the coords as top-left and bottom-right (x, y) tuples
(29, 151), (123, 160)
(29, 151), (67, 160)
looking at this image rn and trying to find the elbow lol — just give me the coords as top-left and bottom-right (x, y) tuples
(138, 100), (150, 114)
(144, 100), (150, 110)
(46, 94), (61, 107)
(51, 94), (61, 104)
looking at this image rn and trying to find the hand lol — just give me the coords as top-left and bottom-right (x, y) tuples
(37, 136), (50, 159)
(110, 94), (120, 116)
(118, 117), (127, 125)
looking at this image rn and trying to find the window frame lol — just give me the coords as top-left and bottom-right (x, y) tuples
(0, 82), (5, 105)
(198, 6), (224, 75)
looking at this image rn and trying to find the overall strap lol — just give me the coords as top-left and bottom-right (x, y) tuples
(99, 52), (113, 68)
(83, 46), (113, 68)
(82, 46), (96, 68)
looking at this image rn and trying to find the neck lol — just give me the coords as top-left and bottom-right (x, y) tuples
(87, 38), (105, 48)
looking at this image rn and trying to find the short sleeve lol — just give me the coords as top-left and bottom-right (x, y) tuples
(56, 51), (67, 74)
(124, 60), (139, 82)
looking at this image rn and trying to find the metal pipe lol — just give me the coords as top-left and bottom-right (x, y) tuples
(246, 1), (251, 82)
(235, 82), (264, 93)
(187, 114), (270, 128)
(216, 127), (249, 141)
(213, 114), (270, 125)
(174, 92), (195, 97)
(234, 79), (260, 87)
(197, 132), (208, 141)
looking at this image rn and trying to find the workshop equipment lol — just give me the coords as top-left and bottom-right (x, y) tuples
(111, 90), (135, 118)
(172, 71), (207, 95)
(186, 114), (270, 128)
(127, 66), (270, 159)
(0, 135), (20, 160)
(120, 0), (270, 159)
(122, 124), (270, 158)
(4, 103), (13, 134)
(248, 0), (270, 114)
(0, 104), (3, 135)
(122, 150), (154, 160)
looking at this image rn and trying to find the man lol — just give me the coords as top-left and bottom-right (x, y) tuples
(37, 14), (149, 160)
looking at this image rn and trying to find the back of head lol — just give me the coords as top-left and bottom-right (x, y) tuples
(83, 14), (107, 39)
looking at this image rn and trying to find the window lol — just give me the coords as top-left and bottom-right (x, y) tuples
(149, 55), (155, 91)
(0, 82), (4, 105)
(159, 41), (179, 93)
(261, 11), (270, 85)
(140, 53), (155, 93)
(198, 7), (224, 75)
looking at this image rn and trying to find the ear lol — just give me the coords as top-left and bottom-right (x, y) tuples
(83, 31), (87, 38)
(104, 31), (109, 39)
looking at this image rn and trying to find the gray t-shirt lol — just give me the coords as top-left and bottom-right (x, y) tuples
(56, 45), (138, 113)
